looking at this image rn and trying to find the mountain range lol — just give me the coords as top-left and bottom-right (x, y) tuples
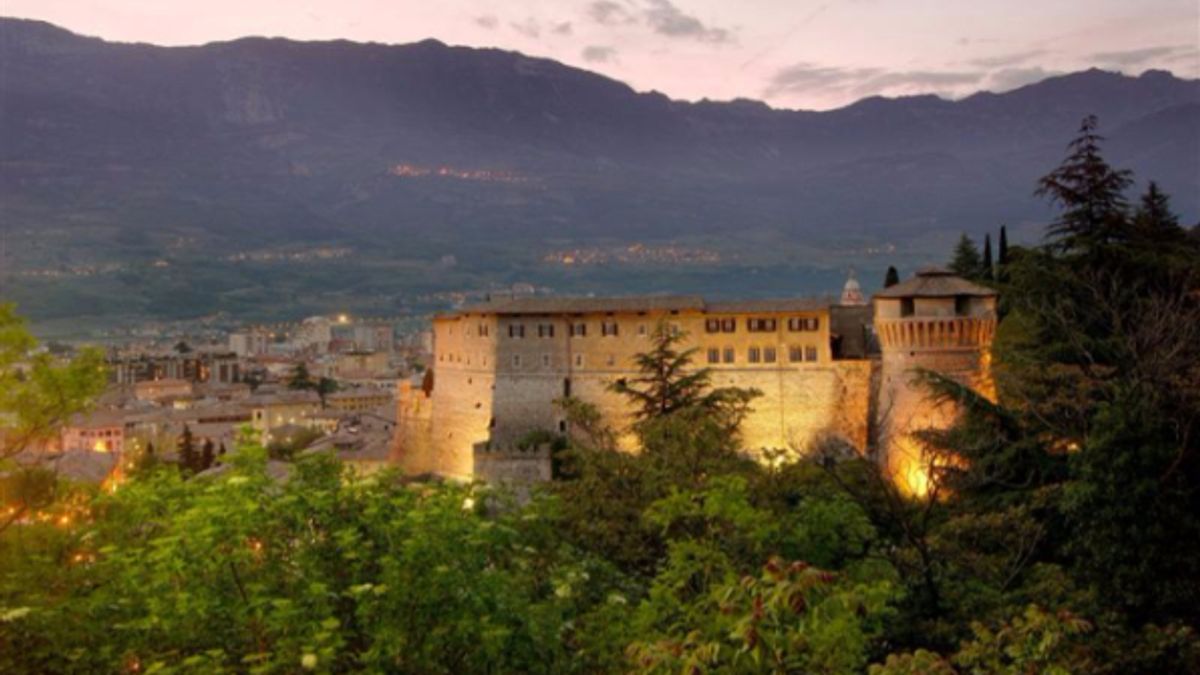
(0, 18), (1197, 329)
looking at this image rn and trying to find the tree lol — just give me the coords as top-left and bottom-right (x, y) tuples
(1035, 114), (1133, 255)
(314, 377), (338, 408)
(173, 340), (192, 354)
(1, 304), (107, 463)
(287, 362), (314, 390)
(609, 320), (759, 431)
(1, 304), (107, 531)
(1132, 181), (1185, 245)
(997, 225), (1010, 283)
(177, 425), (197, 476)
(884, 266), (901, 288)
(200, 439), (215, 471)
(981, 233), (994, 280)
(949, 234), (982, 278)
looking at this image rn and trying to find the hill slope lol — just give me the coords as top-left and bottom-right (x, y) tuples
(1, 18), (1197, 326)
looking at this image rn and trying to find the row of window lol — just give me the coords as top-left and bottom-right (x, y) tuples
(705, 317), (821, 334)
(467, 317), (822, 340)
(707, 345), (819, 364)
(502, 346), (821, 369)
(505, 321), (650, 339)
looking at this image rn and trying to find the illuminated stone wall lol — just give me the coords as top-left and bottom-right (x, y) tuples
(395, 307), (876, 478)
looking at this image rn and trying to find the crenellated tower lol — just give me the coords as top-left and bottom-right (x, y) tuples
(872, 268), (997, 495)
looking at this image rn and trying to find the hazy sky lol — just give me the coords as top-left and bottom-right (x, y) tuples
(5, 0), (1198, 109)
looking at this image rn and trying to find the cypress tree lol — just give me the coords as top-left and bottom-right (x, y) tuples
(177, 425), (197, 476)
(200, 439), (215, 471)
(981, 234), (994, 280)
(884, 266), (900, 288)
(998, 225), (1009, 265)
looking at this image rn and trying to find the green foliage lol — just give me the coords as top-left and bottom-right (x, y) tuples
(629, 557), (898, 674)
(883, 266), (900, 288)
(0, 444), (616, 674)
(1, 303), (108, 462)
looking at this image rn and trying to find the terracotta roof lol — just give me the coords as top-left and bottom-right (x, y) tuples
(452, 295), (833, 317)
(874, 268), (997, 298)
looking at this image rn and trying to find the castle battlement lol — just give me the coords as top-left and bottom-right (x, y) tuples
(875, 315), (996, 351)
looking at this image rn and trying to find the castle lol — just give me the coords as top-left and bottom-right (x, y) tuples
(393, 268), (997, 494)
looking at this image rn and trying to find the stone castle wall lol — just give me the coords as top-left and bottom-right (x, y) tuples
(397, 308), (876, 478)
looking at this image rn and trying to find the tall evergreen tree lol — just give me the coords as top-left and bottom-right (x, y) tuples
(949, 234), (982, 278)
(1035, 115), (1132, 254)
(609, 320), (759, 427)
(981, 234), (994, 280)
(1132, 181), (1184, 245)
(998, 226), (1009, 266)
(200, 439), (215, 471)
(177, 425), (197, 476)
(884, 266), (900, 288)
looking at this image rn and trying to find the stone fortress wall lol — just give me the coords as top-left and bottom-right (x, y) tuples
(397, 296), (878, 480)
(394, 269), (997, 488)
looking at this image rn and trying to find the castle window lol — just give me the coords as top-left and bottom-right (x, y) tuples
(955, 295), (970, 316)
(789, 345), (803, 363)
(574, 353), (584, 367)
(538, 324), (555, 338)
(748, 318), (777, 333)
(602, 321), (619, 337)
(901, 298), (915, 317)
(478, 323), (490, 337)
(512, 354), (522, 367)
(637, 324), (647, 336)
(764, 347), (777, 363)
(723, 347), (735, 363)
(707, 348), (720, 364)
(788, 317), (820, 331)
(806, 346), (818, 362)
(541, 354), (551, 367)
(606, 354), (616, 366)
(570, 322), (587, 337)
(748, 347), (761, 363)
(721, 318), (736, 333)
(509, 324), (526, 339)
(563, 378), (572, 398)
(705, 318), (721, 333)
(669, 323), (681, 337)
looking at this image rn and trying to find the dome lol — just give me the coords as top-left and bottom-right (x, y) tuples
(840, 273), (866, 306)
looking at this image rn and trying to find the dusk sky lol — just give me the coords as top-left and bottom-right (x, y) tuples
(5, 0), (1199, 109)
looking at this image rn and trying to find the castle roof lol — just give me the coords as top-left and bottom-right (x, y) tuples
(873, 267), (996, 299)
(453, 295), (831, 316)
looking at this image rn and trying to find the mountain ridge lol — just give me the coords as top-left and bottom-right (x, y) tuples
(1, 17), (1197, 325)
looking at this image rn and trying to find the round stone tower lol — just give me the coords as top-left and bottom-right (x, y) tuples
(872, 267), (997, 495)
